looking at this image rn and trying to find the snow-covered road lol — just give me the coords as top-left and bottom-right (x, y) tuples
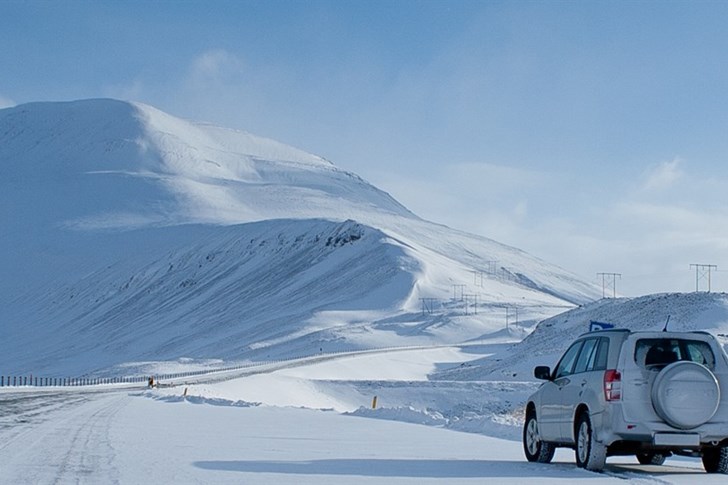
(0, 387), (723, 484)
(0, 390), (126, 483)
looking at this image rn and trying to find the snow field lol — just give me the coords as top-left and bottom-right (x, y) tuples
(1, 345), (720, 484)
(141, 341), (724, 482)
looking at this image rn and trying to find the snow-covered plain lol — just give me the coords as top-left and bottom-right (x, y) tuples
(0, 345), (722, 484)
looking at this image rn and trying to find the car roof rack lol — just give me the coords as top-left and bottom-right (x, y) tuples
(578, 328), (630, 338)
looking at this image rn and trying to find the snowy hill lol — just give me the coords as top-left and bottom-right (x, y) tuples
(0, 99), (411, 292)
(436, 292), (728, 382)
(0, 99), (602, 375)
(0, 99), (412, 231)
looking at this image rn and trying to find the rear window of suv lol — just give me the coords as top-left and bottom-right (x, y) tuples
(634, 338), (716, 370)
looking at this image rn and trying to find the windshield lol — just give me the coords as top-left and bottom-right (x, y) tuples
(634, 338), (715, 370)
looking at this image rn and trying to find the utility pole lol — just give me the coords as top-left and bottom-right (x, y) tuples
(597, 273), (621, 298)
(471, 270), (484, 288)
(500, 267), (511, 281)
(505, 305), (518, 328)
(463, 294), (478, 315)
(420, 298), (437, 315)
(690, 264), (718, 292)
(452, 284), (466, 301)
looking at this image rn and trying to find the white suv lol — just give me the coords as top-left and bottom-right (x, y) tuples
(523, 329), (728, 473)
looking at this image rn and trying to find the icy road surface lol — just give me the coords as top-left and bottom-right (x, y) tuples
(0, 388), (723, 484)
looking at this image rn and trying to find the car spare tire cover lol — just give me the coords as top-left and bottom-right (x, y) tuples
(651, 361), (720, 429)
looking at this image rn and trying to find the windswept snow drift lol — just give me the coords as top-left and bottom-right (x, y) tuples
(0, 99), (601, 375)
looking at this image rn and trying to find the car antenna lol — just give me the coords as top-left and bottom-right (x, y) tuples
(662, 315), (671, 332)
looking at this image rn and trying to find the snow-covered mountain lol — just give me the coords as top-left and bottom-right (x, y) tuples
(0, 99), (601, 375)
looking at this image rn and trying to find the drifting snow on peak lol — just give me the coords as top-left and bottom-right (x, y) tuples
(0, 98), (414, 231)
(131, 101), (334, 169)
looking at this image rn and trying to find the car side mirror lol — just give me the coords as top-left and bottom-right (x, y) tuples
(534, 366), (552, 380)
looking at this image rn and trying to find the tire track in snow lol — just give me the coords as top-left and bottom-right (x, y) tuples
(0, 391), (128, 484)
(0, 391), (89, 457)
(51, 394), (126, 485)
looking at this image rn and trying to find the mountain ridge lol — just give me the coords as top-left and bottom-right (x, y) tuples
(1, 98), (416, 231)
(0, 99), (601, 374)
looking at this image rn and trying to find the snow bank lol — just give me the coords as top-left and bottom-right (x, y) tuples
(346, 406), (448, 426)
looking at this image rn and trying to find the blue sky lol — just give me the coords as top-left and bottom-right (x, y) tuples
(3, 0), (728, 296)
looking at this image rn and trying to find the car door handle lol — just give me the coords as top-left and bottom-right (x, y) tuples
(580, 380), (588, 387)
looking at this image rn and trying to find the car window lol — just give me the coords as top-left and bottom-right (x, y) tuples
(684, 340), (716, 369)
(635, 338), (716, 370)
(554, 341), (584, 378)
(574, 338), (598, 374)
(591, 337), (609, 371)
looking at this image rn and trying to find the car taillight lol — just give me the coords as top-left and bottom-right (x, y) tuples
(604, 369), (622, 401)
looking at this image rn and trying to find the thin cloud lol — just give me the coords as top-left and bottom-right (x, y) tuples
(189, 49), (245, 84)
(446, 161), (545, 192)
(102, 78), (145, 101)
(611, 201), (728, 245)
(367, 161), (553, 252)
(642, 157), (684, 191)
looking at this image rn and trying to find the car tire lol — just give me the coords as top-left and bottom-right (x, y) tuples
(523, 410), (555, 463)
(575, 411), (606, 471)
(636, 452), (666, 466)
(702, 446), (728, 474)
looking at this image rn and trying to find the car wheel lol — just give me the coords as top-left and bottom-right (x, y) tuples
(702, 446), (728, 474)
(652, 361), (719, 429)
(523, 410), (555, 463)
(636, 452), (666, 466)
(575, 411), (606, 471)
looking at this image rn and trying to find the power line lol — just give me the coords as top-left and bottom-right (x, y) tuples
(452, 284), (466, 301)
(471, 270), (484, 288)
(690, 264), (718, 292)
(596, 273), (621, 298)
(463, 294), (478, 315)
(420, 298), (438, 315)
(505, 305), (518, 328)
